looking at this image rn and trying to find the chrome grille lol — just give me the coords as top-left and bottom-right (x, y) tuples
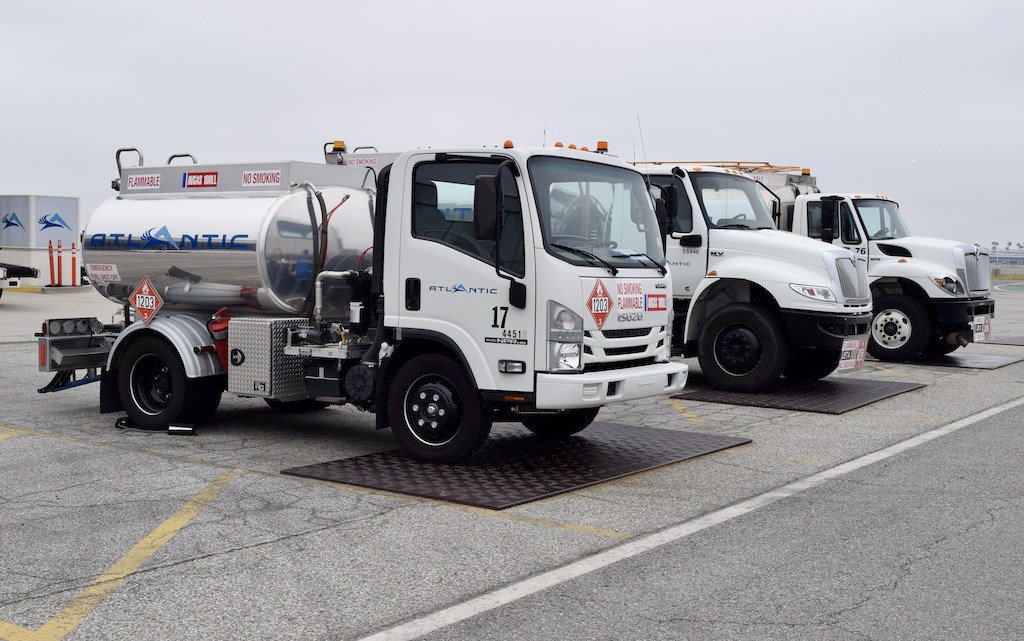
(836, 257), (869, 301)
(964, 252), (991, 293)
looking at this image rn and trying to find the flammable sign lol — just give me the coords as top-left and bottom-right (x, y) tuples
(587, 278), (613, 330)
(130, 276), (163, 324)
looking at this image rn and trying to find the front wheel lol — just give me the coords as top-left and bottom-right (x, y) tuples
(868, 295), (931, 361)
(387, 354), (492, 463)
(697, 304), (789, 392)
(522, 407), (600, 438)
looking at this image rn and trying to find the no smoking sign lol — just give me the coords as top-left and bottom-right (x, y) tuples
(130, 276), (163, 324)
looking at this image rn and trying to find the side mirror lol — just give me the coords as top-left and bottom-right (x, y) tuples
(821, 198), (838, 244)
(655, 198), (669, 247)
(473, 175), (498, 240)
(509, 280), (527, 309)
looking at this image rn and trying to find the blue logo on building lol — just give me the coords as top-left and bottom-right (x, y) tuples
(38, 213), (72, 231)
(2, 213), (26, 230)
(141, 225), (182, 250)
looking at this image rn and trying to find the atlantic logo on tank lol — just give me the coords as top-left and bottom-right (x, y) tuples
(88, 224), (250, 250)
(2, 213), (26, 230)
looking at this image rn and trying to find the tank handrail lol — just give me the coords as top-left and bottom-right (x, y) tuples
(115, 148), (143, 174)
(166, 153), (198, 165)
(353, 146), (378, 153)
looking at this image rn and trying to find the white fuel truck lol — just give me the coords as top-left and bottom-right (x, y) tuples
(630, 163), (872, 392)
(744, 164), (995, 360)
(37, 143), (687, 462)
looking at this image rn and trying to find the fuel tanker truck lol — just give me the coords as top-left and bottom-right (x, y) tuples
(36, 143), (687, 462)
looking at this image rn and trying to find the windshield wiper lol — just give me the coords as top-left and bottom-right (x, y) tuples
(717, 223), (752, 230)
(619, 252), (667, 275)
(551, 244), (619, 276)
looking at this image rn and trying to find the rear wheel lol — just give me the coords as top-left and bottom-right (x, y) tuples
(118, 337), (195, 430)
(868, 295), (931, 361)
(388, 354), (491, 463)
(698, 304), (789, 392)
(522, 407), (600, 438)
(783, 347), (841, 382)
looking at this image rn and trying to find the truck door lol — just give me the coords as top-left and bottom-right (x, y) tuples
(396, 155), (534, 393)
(649, 175), (707, 298)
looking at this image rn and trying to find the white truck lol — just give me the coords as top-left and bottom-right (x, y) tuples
(749, 165), (995, 360)
(632, 163), (872, 392)
(37, 143), (687, 463)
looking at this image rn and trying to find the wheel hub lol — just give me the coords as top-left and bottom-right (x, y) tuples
(872, 309), (911, 348)
(715, 325), (762, 376)
(405, 381), (459, 446)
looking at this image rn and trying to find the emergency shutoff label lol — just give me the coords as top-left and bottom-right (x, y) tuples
(587, 279), (613, 330)
(130, 277), (163, 324)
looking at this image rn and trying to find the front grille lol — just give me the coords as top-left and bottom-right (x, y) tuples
(601, 327), (653, 339)
(836, 257), (869, 301)
(604, 344), (648, 357)
(584, 357), (656, 373)
(964, 252), (991, 293)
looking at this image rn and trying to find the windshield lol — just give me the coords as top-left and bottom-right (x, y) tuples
(853, 199), (911, 240)
(690, 172), (775, 229)
(529, 157), (665, 269)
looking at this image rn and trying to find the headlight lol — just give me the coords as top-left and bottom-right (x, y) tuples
(547, 301), (583, 372)
(929, 274), (965, 295)
(789, 284), (836, 302)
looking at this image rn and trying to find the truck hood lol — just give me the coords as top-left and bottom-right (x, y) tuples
(873, 236), (986, 262)
(713, 228), (844, 269)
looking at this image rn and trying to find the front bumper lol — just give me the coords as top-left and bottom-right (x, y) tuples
(933, 297), (995, 325)
(780, 310), (872, 349)
(535, 361), (688, 409)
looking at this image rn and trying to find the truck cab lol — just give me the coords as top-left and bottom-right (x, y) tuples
(635, 164), (871, 392)
(789, 193), (994, 359)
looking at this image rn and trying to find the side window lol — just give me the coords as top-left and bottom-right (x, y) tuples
(649, 177), (693, 233)
(411, 161), (525, 276)
(839, 202), (862, 245)
(806, 201), (823, 239)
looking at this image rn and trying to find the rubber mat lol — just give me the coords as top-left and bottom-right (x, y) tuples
(868, 351), (1024, 369)
(281, 422), (751, 510)
(673, 378), (925, 414)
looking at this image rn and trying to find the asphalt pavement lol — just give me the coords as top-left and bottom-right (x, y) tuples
(2, 284), (1024, 640)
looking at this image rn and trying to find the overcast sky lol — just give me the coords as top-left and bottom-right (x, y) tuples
(3, 0), (1022, 248)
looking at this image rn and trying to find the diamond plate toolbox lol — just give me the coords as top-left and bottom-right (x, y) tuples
(227, 317), (309, 399)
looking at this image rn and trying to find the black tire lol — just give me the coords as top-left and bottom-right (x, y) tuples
(697, 303), (789, 392)
(263, 398), (329, 412)
(387, 354), (491, 463)
(783, 347), (841, 382)
(522, 407), (600, 438)
(921, 337), (961, 356)
(868, 295), (931, 361)
(118, 336), (195, 430)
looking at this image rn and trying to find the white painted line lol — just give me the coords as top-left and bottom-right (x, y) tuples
(358, 396), (1024, 641)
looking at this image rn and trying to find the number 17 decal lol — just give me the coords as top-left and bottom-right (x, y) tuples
(491, 306), (508, 328)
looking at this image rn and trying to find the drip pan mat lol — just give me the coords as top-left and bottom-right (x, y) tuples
(673, 378), (926, 414)
(282, 422), (750, 510)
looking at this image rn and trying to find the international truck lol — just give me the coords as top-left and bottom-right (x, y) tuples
(746, 165), (994, 360)
(630, 163), (872, 392)
(36, 143), (687, 463)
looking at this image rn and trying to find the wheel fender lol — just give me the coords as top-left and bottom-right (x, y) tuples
(684, 278), (780, 345)
(108, 315), (223, 378)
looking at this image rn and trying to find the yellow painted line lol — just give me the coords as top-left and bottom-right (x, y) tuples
(0, 429), (16, 443)
(728, 450), (825, 466)
(0, 468), (241, 641)
(440, 504), (633, 539)
(668, 398), (705, 424)
(864, 362), (912, 377)
(0, 423), (628, 541)
(860, 413), (944, 423)
(975, 343), (1022, 354)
